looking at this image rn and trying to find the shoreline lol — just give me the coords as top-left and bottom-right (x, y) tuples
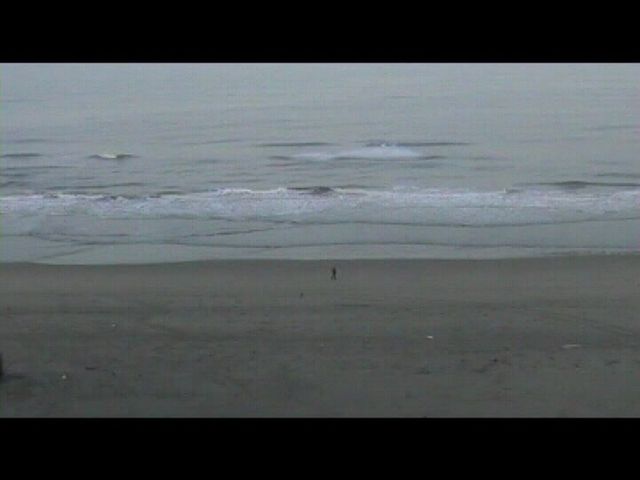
(4, 248), (640, 267)
(3, 223), (639, 264)
(2, 254), (640, 416)
(6, 250), (640, 264)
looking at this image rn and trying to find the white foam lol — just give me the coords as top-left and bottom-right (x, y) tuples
(291, 145), (422, 161)
(91, 153), (136, 160)
(3, 187), (640, 227)
(338, 145), (423, 159)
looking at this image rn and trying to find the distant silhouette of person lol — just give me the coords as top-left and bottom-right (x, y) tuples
(331, 267), (337, 280)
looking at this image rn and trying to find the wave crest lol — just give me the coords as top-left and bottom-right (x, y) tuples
(3, 186), (640, 227)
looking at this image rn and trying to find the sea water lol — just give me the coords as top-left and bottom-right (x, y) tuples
(1, 63), (639, 263)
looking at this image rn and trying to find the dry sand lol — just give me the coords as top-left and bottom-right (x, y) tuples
(1, 255), (640, 417)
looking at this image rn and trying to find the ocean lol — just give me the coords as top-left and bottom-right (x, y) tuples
(1, 63), (639, 263)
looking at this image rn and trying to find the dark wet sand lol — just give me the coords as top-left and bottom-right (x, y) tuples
(1, 256), (640, 417)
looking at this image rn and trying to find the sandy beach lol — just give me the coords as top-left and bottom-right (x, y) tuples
(1, 255), (640, 417)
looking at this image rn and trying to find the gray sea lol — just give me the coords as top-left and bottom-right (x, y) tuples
(1, 63), (639, 264)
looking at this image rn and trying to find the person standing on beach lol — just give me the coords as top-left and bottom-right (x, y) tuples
(331, 267), (337, 280)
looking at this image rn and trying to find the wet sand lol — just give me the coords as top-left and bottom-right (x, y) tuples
(1, 256), (640, 417)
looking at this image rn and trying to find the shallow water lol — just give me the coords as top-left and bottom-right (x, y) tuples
(1, 64), (639, 263)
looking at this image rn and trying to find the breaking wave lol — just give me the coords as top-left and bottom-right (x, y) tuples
(88, 153), (138, 160)
(3, 186), (640, 227)
(288, 144), (423, 161)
